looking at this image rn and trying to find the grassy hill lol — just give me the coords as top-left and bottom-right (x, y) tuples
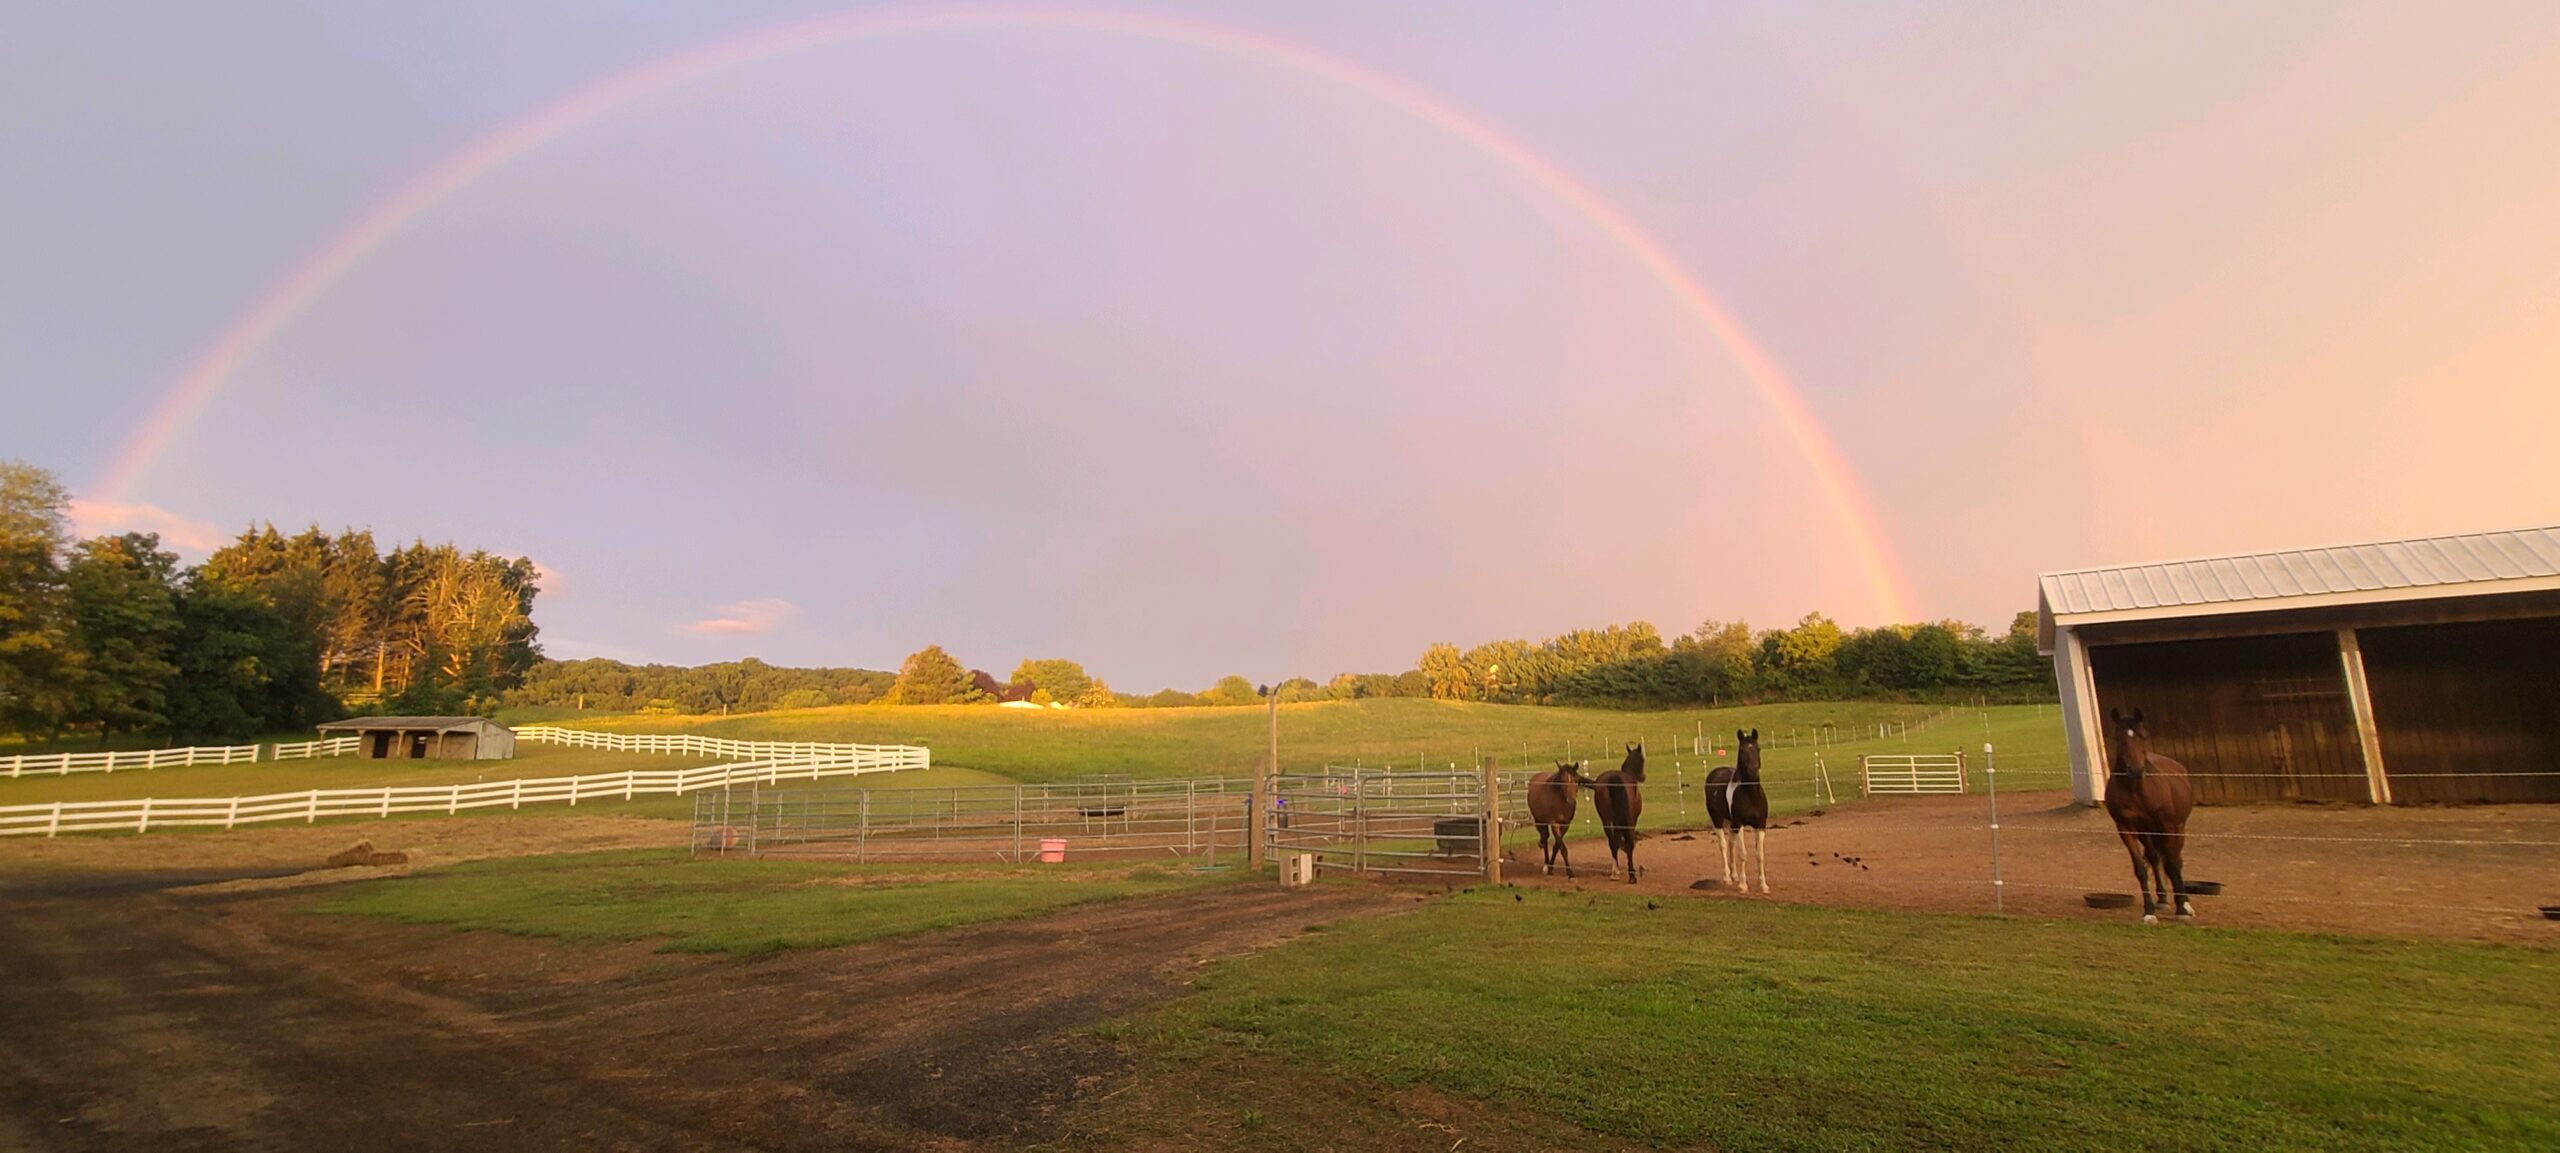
(506, 698), (2070, 786)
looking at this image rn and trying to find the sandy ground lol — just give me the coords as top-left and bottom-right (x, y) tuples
(1505, 789), (2560, 944)
(0, 868), (1408, 1152)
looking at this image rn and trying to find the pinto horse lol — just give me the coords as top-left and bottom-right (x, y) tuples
(1590, 743), (1647, 883)
(1525, 762), (1594, 878)
(2104, 708), (2198, 923)
(1705, 729), (1771, 894)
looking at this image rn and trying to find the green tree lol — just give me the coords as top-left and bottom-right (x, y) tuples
(888, 644), (979, 705)
(1417, 643), (1473, 701)
(0, 461), (77, 737)
(1144, 688), (1201, 708)
(1011, 658), (1097, 706)
(62, 533), (181, 742)
(1200, 675), (1260, 706)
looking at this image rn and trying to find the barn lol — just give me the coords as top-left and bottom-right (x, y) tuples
(2038, 526), (2560, 807)
(316, 716), (517, 761)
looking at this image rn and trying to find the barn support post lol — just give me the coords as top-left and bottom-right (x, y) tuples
(2052, 626), (2108, 806)
(1481, 755), (1501, 885)
(2337, 629), (2394, 805)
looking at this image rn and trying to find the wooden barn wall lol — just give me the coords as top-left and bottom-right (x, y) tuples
(2359, 618), (2560, 804)
(2087, 633), (2367, 804)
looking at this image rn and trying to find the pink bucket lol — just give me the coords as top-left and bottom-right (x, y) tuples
(1038, 837), (1068, 864)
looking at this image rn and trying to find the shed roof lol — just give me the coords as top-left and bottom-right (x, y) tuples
(316, 716), (511, 734)
(2037, 525), (2560, 651)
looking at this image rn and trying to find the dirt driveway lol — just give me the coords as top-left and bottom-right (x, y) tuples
(1507, 789), (2560, 943)
(0, 868), (1405, 1152)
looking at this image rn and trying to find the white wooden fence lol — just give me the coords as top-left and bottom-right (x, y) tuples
(1, 743), (264, 778)
(269, 736), (363, 761)
(1860, 753), (1969, 796)
(0, 749), (930, 838)
(513, 725), (924, 767)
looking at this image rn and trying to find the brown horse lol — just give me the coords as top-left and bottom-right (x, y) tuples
(2104, 708), (2197, 923)
(1589, 743), (1646, 883)
(1526, 762), (1593, 877)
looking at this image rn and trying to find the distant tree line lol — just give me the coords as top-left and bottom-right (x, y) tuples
(0, 461), (541, 744)
(516, 612), (2053, 719)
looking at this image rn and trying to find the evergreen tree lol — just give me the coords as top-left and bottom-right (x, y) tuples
(62, 533), (181, 742)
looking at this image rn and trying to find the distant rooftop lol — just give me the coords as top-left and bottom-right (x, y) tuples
(2037, 525), (2560, 649)
(316, 716), (510, 733)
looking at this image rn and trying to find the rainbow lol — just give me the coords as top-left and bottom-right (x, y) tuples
(96, 4), (1917, 621)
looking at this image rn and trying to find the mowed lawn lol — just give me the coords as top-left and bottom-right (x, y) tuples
(319, 848), (1240, 954)
(1081, 887), (2560, 1151)
(516, 698), (2063, 785)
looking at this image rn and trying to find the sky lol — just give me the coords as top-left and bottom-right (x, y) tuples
(6, 1), (2558, 689)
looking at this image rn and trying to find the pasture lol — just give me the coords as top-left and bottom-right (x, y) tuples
(6, 697), (2554, 1150)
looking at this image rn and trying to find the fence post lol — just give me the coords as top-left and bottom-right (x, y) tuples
(138, 797), (152, 834)
(1249, 756), (1268, 872)
(1352, 766), (1366, 876)
(1985, 743), (2003, 913)
(1482, 755), (1501, 885)
(746, 786), (760, 857)
(1013, 785), (1024, 864)
(1186, 779), (1198, 858)
(48, 801), (63, 837)
(449, 785), (461, 815)
(227, 796), (240, 830)
(306, 791), (318, 823)
(857, 790), (868, 864)
(380, 787), (392, 819)
(513, 778), (524, 810)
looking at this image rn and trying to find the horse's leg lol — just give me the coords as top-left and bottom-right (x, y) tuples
(1537, 824), (1554, 876)
(1558, 828), (1574, 880)
(1753, 826), (1771, 895)
(2162, 832), (2194, 919)
(1625, 831), (1639, 884)
(2118, 832), (2157, 921)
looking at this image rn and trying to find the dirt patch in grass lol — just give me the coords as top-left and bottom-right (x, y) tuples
(0, 814), (685, 878)
(1508, 789), (2560, 944)
(0, 871), (1407, 1151)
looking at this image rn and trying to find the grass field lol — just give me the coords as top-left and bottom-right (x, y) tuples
(509, 698), (2066, 784)
(1087, 885), (2560, 1151)
(319, 848), (1241, 954)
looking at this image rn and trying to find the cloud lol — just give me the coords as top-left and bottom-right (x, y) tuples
(684, 598), (799, 636)
(65, 499), (228, 553)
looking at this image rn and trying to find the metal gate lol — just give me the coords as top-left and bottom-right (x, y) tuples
(691, 777), (1250, 861)
(1271, 768), (1493, 879)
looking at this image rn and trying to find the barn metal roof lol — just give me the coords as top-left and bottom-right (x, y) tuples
(315, 716), (510, 734)
(2037, 525), (2560, 650)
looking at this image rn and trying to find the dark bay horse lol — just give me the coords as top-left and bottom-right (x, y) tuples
(1590, 743), (1646, 883)
(1526, 762), (1594, 878)
(1705, 729), (1771, 894)
(2104, 708), (2197, 923)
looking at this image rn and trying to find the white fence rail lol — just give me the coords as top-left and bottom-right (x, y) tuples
(1861, 753), (1969, 796)
(1, 743), (264, 778)
(269, 736), (362, 761)
(0, 748), (931, 838)
(514, 725), (928, 768)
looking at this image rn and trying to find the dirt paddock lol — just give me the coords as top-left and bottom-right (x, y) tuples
(1509, 789), (2560, 944)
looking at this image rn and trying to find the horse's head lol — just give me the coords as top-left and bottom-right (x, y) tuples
(2108, 708), (2153, 779)
(1553, 761), (1592, 790)
(1620, 742), (1646, 782)
(1735, 728), (1762, 777)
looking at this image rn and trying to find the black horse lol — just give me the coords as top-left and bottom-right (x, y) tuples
(1590, 743), (1646, 883)
(1705, 728), (1770, 894)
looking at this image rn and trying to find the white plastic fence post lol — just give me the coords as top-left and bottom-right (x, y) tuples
(138, 797), (152, 834)
(380, 787), (392, 819)
(227, 797), (240, 830)
(307, 792), (319, 823)
(513, 779), (524, 810)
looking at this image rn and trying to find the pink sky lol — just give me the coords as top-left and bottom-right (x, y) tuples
(4, 2), (2556, 687)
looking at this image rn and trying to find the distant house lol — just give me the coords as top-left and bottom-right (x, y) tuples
(316, 716), (517, 761)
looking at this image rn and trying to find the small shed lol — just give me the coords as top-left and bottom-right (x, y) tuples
(316, 716), (517, 761)
(2038, 526), (2560, 807)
